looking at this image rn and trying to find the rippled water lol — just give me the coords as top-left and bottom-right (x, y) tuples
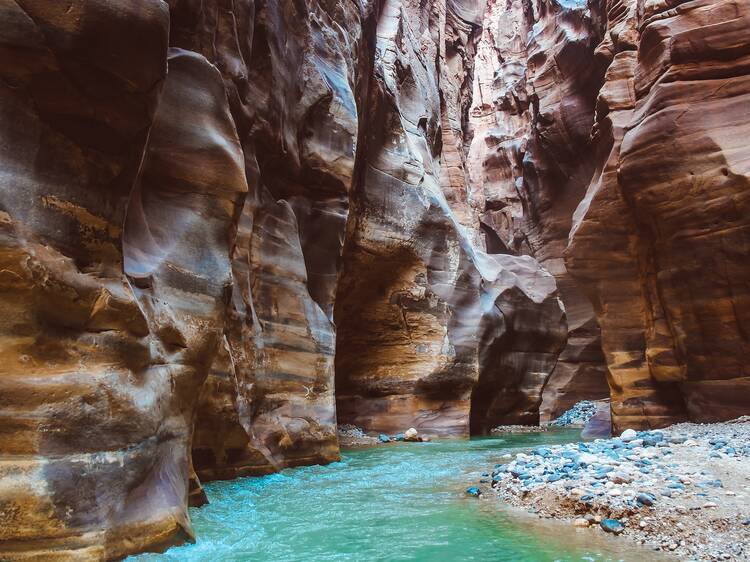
(132, 430), (671, 562)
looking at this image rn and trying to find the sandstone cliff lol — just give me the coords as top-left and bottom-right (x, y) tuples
(566, 0), (750, 431)
(1, 0), (748, 558)
(0, 0), (565, 558)
(469, 0), (750, 431)
(467, 0), (610, 421)
(334, 0), (566, 437)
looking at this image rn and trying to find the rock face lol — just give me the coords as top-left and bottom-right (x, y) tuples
(186, 0), (374, 482)
(472, 0), (750, 430)
(333, 0), (566, 437)
(2, 0), (748, 558)
(466, 0), (610, 422)
(0, 0), (566, 558)
(0, 2), (243, 558)
(566, 0), (750, 430)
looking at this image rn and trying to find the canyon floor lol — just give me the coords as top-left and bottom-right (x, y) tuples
(487, 418), (750, 562)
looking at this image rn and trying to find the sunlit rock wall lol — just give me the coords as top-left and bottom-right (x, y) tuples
(566, 0), (750, 431)
(0, 1), (245, 559)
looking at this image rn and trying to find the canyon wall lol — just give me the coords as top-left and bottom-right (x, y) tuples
(0, 0), (566, 558)
(471, 0), (750, 430)
(0, 1), (242, 558)
(1, 0), (748, 558)
(467, 0), (610, 422)
(333, 0), (566, 437)
(566, 0), (750, 431)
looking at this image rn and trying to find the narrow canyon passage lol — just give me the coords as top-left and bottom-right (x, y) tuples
(0, 0), (748, 559)
(130, 432), (670, 562)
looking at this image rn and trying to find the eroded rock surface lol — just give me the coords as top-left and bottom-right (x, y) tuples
(466, 0), (610, 422)
(472, 0), (750, 430)
(0, 2), (243, 558)
(334, 0), (566, 437)
(3, 0), (748, 558)
(0, 0), (566, 558)
(186, 0), (373, 482)
(566, 0), (750, 430)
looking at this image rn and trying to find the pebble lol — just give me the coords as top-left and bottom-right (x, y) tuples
(404, 428), (419, 441)
(621, 428), (638, 442)
(637, 493), (655, 506)
(466, 487), (481, 497)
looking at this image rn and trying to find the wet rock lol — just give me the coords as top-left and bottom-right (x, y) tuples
(466, 487), (482, 497)
(600, 519), (625, 534)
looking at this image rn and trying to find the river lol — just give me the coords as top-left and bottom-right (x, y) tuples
(130, 430), (670, 562)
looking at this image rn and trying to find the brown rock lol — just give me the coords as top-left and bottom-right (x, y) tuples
(567, 0), (750, 430)
(334, 0), (567, 437)
(0, 4), (246, 558)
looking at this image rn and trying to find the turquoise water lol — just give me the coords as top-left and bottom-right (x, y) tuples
(132, 431), (669, 562)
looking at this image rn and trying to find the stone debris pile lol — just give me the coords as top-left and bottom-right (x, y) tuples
(486, 419), (750, 561)
(550, 401), (599, 427)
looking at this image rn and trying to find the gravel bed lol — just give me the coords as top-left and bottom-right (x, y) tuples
(481, 418), (750, 561)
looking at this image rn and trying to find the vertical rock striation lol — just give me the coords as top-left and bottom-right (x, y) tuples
(184, 0), (374, 482)
(334, 0), (566, 437)
(471, 0), (750, 430)
(467, 0), (610, 421)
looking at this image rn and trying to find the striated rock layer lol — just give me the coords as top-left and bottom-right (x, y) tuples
(3, 0), (748, 557)
(472, 0), (750, 430)
(566, 0), (750, 431)
(333, 0), (566, 437)
(0, 2), (244, 558)
(0, 0), (567, 558)
(184, 0), (375, 483)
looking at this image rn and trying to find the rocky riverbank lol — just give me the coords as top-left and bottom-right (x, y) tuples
(337, 426), (430, 448)
(490, 425), (551, 434)
(484, 418), (750, 561)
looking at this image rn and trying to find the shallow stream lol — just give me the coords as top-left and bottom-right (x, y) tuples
(132, 430), (670, 562)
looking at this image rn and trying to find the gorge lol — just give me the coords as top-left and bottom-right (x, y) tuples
(0, 0), (748, 560)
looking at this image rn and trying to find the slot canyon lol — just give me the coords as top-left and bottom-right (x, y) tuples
(0, 0), (748, 560)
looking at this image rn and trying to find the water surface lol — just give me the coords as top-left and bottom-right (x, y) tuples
(132, 430), (670, 562)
